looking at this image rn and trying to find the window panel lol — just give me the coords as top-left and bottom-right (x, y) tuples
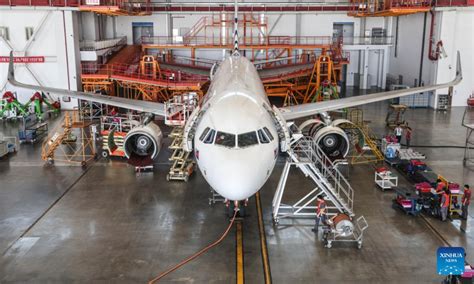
(215, 131), (235, 148)
(257, 129), (270, 144)
(263, 127), (274, 141)
(204, 129), (216, 144)
(238, 131), (259, 148)
(199, 127), (210, 141)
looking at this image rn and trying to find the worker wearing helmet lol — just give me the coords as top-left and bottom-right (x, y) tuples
(312, 195), (327, 234)
(462, 185), (471, 220)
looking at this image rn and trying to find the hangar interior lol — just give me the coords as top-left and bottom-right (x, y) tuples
(0, 0), (474, 282)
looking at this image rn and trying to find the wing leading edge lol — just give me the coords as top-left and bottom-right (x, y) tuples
(7, 52), (165, 116)
(279, 51), (463, 121)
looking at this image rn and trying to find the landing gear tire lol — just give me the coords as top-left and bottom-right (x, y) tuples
(101, 150), (109, 159)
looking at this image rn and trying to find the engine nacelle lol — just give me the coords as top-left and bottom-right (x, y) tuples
(124, 122), (163, 161)
(311, 125), (350, 159)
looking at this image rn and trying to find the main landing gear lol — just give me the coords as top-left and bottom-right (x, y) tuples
(226, 200), (248, 219)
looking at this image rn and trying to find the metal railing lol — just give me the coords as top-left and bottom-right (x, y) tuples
(81, 62), (209, 84)
(141, 35), (332, 47)
(338, 36), (394, 45)
(80, 36), (126, 51)
(289, 136), (354, 215)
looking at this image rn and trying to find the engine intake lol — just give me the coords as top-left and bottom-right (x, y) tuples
(312, 126), (350, 159)
(124, 122), (163, 165)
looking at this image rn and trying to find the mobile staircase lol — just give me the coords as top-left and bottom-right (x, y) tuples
(272, 133), (355, 224)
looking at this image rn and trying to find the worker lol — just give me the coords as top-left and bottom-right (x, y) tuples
(462, 184), (471, 220)
(405, 125), (412, 149)
(436, 179), (446, 192)
(432, 179), (446, 217)
(312, 195), (327, 233)
(440, 189), (450, 221)
(394, 123), (403, 143)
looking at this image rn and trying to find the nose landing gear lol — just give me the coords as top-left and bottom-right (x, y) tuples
(226, 199), (248, 219)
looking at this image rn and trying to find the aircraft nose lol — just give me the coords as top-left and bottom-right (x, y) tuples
(204, 148), (274, 201)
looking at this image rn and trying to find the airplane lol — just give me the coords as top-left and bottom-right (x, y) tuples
(6, 5), (462, 214)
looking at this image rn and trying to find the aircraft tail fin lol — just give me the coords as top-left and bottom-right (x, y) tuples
(232, 0), (240, 55)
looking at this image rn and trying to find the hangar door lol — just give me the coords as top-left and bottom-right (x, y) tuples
(132, 22), (153, 44)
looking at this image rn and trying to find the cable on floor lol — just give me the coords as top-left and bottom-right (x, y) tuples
(148, 210), (239, 283)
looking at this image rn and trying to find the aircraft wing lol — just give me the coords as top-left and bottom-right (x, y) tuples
(7, 52), (165, 116)
(279, 51), (462, 121)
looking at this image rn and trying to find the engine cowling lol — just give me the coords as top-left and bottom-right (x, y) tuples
(123, 122), (163, 161)
(312, 125), (350, 159)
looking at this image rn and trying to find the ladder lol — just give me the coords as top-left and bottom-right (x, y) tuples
(272, 135), (354, 224)
(42, 113), (73, 161)
(166, 126), (194, 182)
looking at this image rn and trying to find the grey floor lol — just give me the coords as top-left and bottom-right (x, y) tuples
(0, 102), (473, 283)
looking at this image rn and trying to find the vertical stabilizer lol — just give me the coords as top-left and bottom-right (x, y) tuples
(232, 0), (240, 55)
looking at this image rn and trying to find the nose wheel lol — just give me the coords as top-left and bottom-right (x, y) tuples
(226, 200), (248, 219)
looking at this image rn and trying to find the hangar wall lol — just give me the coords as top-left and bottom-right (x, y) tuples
(389, 9), (474, 107)
(0, 10), (80, 109)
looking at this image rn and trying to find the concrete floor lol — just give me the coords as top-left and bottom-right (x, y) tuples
(0, 102), (473, 283)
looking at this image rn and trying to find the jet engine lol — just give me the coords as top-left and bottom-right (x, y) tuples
(123, 122), (163, 162)
(299, 119), (351, 159)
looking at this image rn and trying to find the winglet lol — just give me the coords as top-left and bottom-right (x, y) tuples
(7, 51), (15, 82)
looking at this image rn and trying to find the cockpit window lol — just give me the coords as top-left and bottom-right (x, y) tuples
(238, 131), (259, 148)
(258, 129), (270, 144)
(203, 129), (216, 144)
(199, 127), (210, 141)
(263, 127), (274, 141)
(215, 131), (235, 148)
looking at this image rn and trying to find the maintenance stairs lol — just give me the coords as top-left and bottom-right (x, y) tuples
(272, 134), (354, 224)
(42, 113), (73, 161)
(164, 93), (198, 181)
(167, 126), (194, 182)
(346, 108), (384, 164)
(41, 111), (96, 166)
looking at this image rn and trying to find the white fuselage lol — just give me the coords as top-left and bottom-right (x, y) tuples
(194, 55), (279, 201)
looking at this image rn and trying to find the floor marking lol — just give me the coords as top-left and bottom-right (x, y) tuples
(236, 221), (244, 284)
(256, 192), (272, 284)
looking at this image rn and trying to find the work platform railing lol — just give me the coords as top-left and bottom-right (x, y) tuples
(140, 35), (332, 48)
(81, 62), (209, 85)
(80, 36), (127, 51)
(0, 0), (469, 9)
(272, 135), (354, 224)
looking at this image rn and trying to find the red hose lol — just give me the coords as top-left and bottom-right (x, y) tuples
(148, 210), (239, 283)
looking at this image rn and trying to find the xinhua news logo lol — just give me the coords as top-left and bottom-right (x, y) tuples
(437, 247), (465, 276)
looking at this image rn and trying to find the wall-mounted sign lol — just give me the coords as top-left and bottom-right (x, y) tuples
(85, 0), (100, 5)
(0, 56), (45, 63)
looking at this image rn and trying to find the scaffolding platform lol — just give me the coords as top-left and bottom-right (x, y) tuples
(42, 111), (97, 167)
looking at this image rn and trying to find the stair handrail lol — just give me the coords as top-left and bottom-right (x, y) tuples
(290, 136), (354, 213)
